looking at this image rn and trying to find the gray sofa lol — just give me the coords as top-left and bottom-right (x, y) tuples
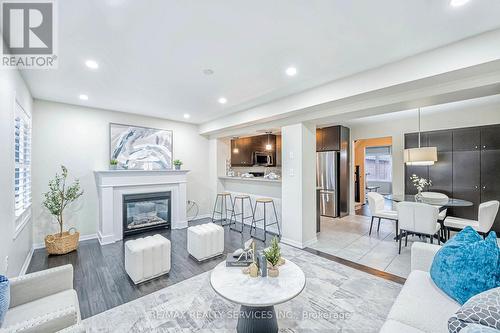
(0, 265), (85, 333)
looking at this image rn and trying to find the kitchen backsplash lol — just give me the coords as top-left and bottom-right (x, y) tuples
(230, 166), (281, 176)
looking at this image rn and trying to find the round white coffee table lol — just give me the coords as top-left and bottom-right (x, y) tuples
(210, 258), (306, 333)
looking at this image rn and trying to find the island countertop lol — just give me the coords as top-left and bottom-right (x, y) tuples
(218, 176), (281, 183)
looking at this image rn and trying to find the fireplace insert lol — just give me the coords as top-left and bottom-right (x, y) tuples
(122, 191), (171, 237)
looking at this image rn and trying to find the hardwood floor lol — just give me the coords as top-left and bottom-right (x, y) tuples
(27, 218), (272, 319)
(27, 217), (405, 320)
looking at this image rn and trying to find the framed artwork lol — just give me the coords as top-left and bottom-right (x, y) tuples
(109, 123), (173, 170)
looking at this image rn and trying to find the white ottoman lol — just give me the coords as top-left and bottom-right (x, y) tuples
(125, 234), (171, 284)
(187, 223), (224, 261)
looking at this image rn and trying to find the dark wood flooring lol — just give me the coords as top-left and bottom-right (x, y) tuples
(27, 218), (272, 319)
(28, 218), (406, 320)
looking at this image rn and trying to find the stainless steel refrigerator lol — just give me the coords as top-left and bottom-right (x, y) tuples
(316, 151), (339, 217)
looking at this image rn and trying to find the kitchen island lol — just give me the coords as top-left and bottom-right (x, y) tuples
(218, 176), (281, 234)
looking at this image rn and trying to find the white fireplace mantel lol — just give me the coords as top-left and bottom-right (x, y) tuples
(94, 170), (189, 245)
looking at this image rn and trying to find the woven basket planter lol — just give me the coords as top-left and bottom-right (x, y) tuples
(45, 228), (80, 255)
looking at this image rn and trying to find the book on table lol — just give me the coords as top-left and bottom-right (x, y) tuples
(225, 253), (253, 267)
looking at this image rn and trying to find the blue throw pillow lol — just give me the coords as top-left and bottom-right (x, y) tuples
(430, 227), (499, 305)
(0, 275), (9, 327)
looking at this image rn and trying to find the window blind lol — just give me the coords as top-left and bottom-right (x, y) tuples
(14, 102), (31, 218)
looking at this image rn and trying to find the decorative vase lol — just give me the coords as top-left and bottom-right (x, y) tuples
(268, 266), (279, 278)
(110, 165), (117, 170)
(259, 254), (267, 277)
(415, 189), (423, 201)
(174, 165), (181, 170)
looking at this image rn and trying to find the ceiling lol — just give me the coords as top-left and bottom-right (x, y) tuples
(21, 0), (500, 124)
(343, 94), (500, 126)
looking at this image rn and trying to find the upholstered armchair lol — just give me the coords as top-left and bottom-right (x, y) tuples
(0, 264), (84, 333)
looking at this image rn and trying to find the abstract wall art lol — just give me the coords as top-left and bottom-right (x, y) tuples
(110, 123), (173, 170)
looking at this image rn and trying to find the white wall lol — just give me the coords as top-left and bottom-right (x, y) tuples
(0, 67), (34, 277)
(32, 100), (210, 245)
(347, 95), (500, 213)
(281, 123), (317, 248)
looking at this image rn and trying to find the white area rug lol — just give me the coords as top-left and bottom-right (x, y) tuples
(83, 244), (401, 332)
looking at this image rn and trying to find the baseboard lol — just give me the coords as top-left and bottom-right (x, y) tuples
(280, 236), (317, 249)
(173, 220), (188, 229)
(34, 233), (98, 249)
(97, 231), (115, 246)
(190, 213), (211, 221)
(19, 246), (34, 276)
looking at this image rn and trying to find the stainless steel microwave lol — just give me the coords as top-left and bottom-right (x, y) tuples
(253, 151), (274, 166)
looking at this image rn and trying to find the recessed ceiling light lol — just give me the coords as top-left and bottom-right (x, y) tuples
(85, 59), (99, 69)
(183, 113), (190, 119)
(79, 94), (89, 100)
(450, 0), (470, 7)
(218, 97), (227, 104)
(286, 67), (297, 76)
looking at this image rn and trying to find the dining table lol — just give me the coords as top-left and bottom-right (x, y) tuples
(384, 194), (474, 210)
(384, 194), (473, 242)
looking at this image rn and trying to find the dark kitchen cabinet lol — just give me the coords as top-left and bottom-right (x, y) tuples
(453, 128), (480, 151)
(231, 137), (253, 166)
(316, 126), (340, 151)
(452, 151), (481, 220)
(404, 123), (500, 233)
(276, 135), (282, 166)
(230, 134), (277, 166)
(426, 130), (452, 152)
(428, 152), (452, 196)
(481, 150), (500, 231)
(481, 125), (500, 150)
(339, 126), (350, 217)
(404, 132), (428, 149)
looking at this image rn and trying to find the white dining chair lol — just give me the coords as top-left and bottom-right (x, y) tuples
(444, 200), (500, 238)
(396, 201), (441, 254)
(420, 192), (449, 221)
(367, 192), (398, 236)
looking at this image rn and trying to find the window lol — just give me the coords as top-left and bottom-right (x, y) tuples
(14, 101), (31, 219)
(365, 146), (392, 182)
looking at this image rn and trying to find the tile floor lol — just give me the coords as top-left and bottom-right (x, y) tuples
(309, 214), (427, 278)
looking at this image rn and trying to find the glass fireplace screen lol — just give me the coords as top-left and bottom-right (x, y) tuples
(123, 191), (171, 235)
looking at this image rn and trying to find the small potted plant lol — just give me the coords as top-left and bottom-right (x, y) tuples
(109, 159), (118, 170)
(43, 166), (84, 255)
(173, 159), (183, 170)
(410, 174), (432, 200)
(264, 236), (281, 277)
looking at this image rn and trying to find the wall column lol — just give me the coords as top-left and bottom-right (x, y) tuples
(281, 123), (317, 248)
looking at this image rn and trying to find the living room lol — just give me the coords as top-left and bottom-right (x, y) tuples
(1, 1), (500, 333)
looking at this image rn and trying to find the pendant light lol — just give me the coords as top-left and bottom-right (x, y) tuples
(404, 108), (437, 166)
(232, 137), (239, 154)
(265, 132), (272, 151)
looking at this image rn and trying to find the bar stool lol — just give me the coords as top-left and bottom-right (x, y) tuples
(229, 195), (255, 233)
(250, 198), (281, 242)
(212, 192), (235, 226)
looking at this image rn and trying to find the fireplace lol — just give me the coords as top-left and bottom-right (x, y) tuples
(122, 191), (171, 237)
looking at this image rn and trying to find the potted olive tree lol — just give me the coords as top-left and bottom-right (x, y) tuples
(43, 165), (84, 255)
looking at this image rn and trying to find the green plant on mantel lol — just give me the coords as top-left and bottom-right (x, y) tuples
(110, 159), (118, 166)
(264, 236), (281, 267)
(173, 159), (183, 167)
(43, 165), (84, 236)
